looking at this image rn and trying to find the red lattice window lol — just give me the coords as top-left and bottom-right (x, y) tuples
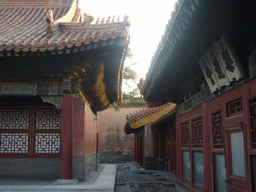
(249, 97), (256, 149)
(226, 98), (243, 117)
(36, 109), (61, 130)
(34, 108), (61, 154)
(191, 117), (203, 148)
(0, 108), (29, 130)
(0, 108), (30, 154)
(212, 110), (224, 149)
(181, 122), (190, 148)
(0, 107), (61, 156)
(0, 133), (29, 153)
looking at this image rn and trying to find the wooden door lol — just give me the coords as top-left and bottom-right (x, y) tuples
(225, 125), (248, 191)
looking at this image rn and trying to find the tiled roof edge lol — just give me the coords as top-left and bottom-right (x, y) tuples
(142, 0), (201, 96)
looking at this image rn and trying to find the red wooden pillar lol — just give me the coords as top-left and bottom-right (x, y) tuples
(61, 95), (73, 179)
(134, 137), (136, 162)
(202, 102), (212, 191)
(139, 136), (141, 165)
(176, 116), (182, 180)
(142, 134), (145, 168)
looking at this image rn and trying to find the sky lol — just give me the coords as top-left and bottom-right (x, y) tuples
(79, 0), (177, 91)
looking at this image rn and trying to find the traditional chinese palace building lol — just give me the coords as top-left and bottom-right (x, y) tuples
(126, 0), (256, 191)
(0, 0), (130, 181)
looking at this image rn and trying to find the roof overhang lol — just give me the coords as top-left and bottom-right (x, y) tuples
(0, 1), (130, 113)
(142, 0), (255, 105)
(125, 102), (176, 134)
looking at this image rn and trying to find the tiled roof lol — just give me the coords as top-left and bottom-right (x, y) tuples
(0, 0), (130, 56)
(142, 0), (200, 97)
(126, 102), (176, 129)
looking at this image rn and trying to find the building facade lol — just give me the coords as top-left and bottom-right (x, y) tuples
(0, 0), (130, 181)
(138, 0), (256, 191)
(125, 102), (176, 171)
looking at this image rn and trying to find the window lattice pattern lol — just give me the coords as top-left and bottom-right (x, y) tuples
(227, 98), (243, 117)
(181, 122), (190, 148)
(249, 98), (256, 149)
(212, 111), (224, 149)
(36, 109), (61, 129)
(0, 133), (28, 153)
(0, 108), (29, 129)
(192, 117), (203, 148)
(35, 133), (60, 153)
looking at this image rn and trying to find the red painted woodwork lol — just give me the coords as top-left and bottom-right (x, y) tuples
(249, 97), (256, 150)
(226, 98), (243, 117)
(224, 125), (248, 191)
(34, 108), (61, 154)
(142, 135), (145, 168)
(165, 127), (176, 173)
(202, 103), (212, 192)
(139, 135), (142, 166)
(212, 110), (224, 149)
(0, 106), (61, 157)
(61, 95), (73, 179)
(134, 137), (136, 161)
(176, 116), (182, 181)
(181, 122), (190, 148)
(191, 117), (203, 148)
(175, 78), (256, 191)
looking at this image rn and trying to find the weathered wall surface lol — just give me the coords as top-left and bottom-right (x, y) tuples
(97, 107), (146, 154)
(0, 158), (60, 178)
(144, 124), (154, 158)
(72, 96), (98, 181)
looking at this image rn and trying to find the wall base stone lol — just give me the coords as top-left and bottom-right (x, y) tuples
(73, 153), (97, 181)
(0, 158), (60, 179)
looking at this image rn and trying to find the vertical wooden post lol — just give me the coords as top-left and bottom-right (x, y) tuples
(134, 137), (136, 161)
(142, 134), (145, 168)
(202, 102), (212, 191)
(96, 132), (99, 171)
(61, 95), (73, 179)
(176, 116), (182, 180)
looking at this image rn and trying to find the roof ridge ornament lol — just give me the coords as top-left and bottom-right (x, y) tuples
(123, 14), (131, 26)
(83, 13), (94, 25)
(45, 9), (58, 38)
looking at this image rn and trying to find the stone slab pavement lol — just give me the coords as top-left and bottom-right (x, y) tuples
(115, 162), (178, 192)
(0, 164), (116, 192)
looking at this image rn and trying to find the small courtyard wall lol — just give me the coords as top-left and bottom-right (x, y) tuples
(97, 106), (146, 155)
(72, 96), (99, 181)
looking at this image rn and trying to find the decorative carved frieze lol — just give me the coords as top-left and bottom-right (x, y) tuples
(63, 78), (72, 93)
(0, 80), (78, 96)
(71, 78), (80, 93)
(1, 84), (37, 95)
(177, 86), (211, 116)
(199, 35), (245, 93)
(41, 96), (63, 110)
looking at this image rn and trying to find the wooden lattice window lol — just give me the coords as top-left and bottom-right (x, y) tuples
(226, 98), (243, 117)
(212, 110), (224, 149)
(0, 107), (61, 156)
(181, 122), (190, 148)
(34, 108), (61, 154)
(191, 117), (203, 148)
(249, 97), (256, 149)
(0, 108), (30, 153)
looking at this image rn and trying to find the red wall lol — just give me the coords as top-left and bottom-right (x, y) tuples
(72, 96), (98, 157)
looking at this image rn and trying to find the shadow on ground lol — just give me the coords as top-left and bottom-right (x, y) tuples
(100, 152), (134, 163)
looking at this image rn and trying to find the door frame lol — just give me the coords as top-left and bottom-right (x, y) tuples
(224, 123), (248, 191)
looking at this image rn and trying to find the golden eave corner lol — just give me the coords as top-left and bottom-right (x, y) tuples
(127, 102), (176, 129)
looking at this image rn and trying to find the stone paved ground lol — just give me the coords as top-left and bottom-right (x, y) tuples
(115, 163), (177, 192)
